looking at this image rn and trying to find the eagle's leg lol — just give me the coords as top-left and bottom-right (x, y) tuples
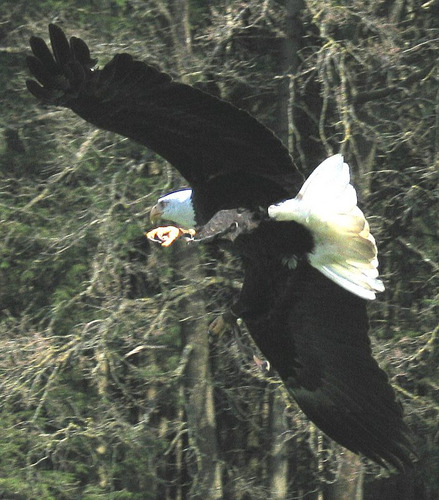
(146, 226), (196, 247)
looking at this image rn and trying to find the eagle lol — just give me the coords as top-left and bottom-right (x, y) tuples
(26, 24), (414, 470)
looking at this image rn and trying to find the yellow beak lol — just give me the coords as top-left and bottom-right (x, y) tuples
(150, 204), (163, 224)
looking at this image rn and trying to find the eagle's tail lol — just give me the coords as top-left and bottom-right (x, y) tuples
(268, 154), (384, 300)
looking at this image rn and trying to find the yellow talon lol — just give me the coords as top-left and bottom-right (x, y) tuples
(146, 226), (196, 247)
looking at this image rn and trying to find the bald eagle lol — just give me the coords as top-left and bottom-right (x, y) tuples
(27, 24), (414, 470)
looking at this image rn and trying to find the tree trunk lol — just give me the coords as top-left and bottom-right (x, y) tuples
(269, 391), (289, 499)
(269, 2), (305, 498)
(277, 0), (305, 151)
(178, 243), (223, 500)
(170, 2), (223, 498)
(324, 451), (364, 500)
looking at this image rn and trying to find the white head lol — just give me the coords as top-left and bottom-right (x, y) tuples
(150, 189), (196, 228)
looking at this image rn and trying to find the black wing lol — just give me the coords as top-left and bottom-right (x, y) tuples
(26, 24), (302, 222)
(236, 261), (414, 470)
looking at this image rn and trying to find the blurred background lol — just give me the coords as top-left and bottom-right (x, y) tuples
(0, 1), (438, 498)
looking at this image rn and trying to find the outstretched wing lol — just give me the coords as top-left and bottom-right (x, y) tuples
(27, 24), (302, 222)
(239, 261), (413, 470)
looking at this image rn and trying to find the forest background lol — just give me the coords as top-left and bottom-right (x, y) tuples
(0, 0), (438, 499)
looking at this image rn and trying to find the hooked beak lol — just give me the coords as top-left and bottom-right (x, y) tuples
(150, 204), (163, 224)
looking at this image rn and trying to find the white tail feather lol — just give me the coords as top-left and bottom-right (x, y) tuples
(268, 154), (384, 300)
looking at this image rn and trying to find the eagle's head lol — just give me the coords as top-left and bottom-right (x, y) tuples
(150, 189), (196, 228)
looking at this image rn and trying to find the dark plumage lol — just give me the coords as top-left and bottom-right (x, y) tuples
(26, 24), (415, 470)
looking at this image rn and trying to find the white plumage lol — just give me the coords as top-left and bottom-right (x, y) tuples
(268, 155), (384, 300)
(157, 189), (196, 228)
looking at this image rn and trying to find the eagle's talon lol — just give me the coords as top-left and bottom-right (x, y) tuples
(146, 226), (195, 247)
(146, 226), (182, 246)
